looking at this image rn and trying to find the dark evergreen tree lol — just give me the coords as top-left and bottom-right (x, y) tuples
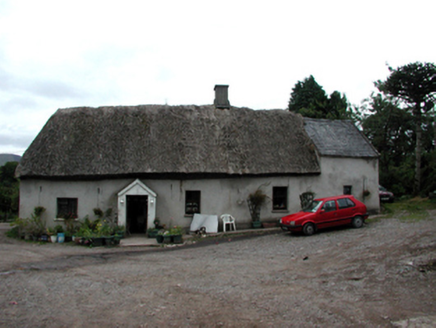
(288, 75), (351, 120)
(376, 62), (436, 195)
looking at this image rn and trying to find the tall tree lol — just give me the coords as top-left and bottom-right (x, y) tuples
(288, 75), (351, 120)
(376, 62), (436, 195)
(361, 93), (415, 195)
(0, 161), (19, 220)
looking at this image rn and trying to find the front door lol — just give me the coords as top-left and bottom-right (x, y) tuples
(126, 195), (148, 234)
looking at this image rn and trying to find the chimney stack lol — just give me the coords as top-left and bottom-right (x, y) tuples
(214, 85), (230, 109)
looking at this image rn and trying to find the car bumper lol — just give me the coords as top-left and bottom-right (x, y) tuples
(280, 223), (303, 232)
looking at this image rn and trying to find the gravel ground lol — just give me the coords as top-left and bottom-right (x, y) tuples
(0, 214), (435, 327)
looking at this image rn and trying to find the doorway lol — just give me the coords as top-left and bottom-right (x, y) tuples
(126, 195), (148, 234)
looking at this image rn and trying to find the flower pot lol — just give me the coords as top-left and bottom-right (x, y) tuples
(104, 236), (115, 246)
(172, 234), (183, 244)
(50, 235), (57, 243)
(163, 235), (172, 244)
(41, 234), (49, 242)
(57, 233), (65, 243)
(147, 229), (159, 238)
(252, 221), (262, 229)
(156, 235), (164, 244)
(92, 237), (104, 247)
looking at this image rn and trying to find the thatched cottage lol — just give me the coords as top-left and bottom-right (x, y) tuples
(16, 85), (379, 233)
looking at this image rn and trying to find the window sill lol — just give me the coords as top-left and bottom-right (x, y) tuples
(271, 210), (289, 213)
(54, 218), (79, 222)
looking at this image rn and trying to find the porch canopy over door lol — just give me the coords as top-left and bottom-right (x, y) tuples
(117, 179), (157, 233)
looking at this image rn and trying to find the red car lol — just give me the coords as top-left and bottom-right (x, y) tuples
(280, 195), (368, 236)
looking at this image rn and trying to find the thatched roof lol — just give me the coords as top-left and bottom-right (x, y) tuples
(304, 118), (379, 158)
(16, 105), (321, 179)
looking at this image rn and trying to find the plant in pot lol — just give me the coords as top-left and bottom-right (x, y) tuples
(147, 227), (159, 238)
(47, 227), (57, 243)
(63, 212), (78, 242)
(28, 206), (47, 241)
(169, 226), (184, 244)
(99, 223), (115, 246)
(247, 189), (268, 228)
(55, 224), (65, 243)
(156, 229), (169, 244)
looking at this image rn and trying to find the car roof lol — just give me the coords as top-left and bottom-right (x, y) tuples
(314, 195), (355, 202)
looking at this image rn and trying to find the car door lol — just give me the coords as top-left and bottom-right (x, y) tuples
(336, 197), (357, 225)
(316, 200), (338, 228)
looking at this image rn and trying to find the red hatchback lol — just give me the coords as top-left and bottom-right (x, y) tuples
(280, 195), (368, 236)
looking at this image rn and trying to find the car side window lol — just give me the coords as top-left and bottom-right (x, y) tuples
(337, 198), (356, 209)
(337, 198), (348, 209)
(322, 200), (337, 212)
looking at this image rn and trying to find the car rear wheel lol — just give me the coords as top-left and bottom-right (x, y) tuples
(303, 223), (315, 236)
(351, 216), (363, 228)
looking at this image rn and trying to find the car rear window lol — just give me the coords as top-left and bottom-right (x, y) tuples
(337, 198), (355, 209)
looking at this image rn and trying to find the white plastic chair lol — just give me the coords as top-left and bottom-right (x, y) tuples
(220, 214), (236, 232)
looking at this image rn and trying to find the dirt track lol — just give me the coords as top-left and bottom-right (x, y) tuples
(1, 215), (436, 327)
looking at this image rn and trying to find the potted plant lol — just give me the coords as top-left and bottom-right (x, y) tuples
(156, 230), (167, 244)
(47, 227), (57, 243)
(54, 224), (65, 242)
(169, 226), (184, 244)
(147, 227), (159, 238)
(247, 189), (268, 228)
(100, 223), (115, 246)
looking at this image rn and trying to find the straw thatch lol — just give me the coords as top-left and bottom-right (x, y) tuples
(16, 105), (321, 179)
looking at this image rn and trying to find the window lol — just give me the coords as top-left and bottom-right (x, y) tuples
(322, 200), (337, 212)
(343, 185), (352, 195)
(273, 187), (288, 210)
(185, 191), (200, 215)
(57, 198), (78, 219)
(337, 198), (356, 209)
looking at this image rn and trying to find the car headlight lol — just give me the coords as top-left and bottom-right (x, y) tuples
(290, 221), (295, 226)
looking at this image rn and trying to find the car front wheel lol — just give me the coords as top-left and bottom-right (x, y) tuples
(351, 216), (363, 228)
(303, 223), (315, 236)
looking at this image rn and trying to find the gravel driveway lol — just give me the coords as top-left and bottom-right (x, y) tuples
(1, 214), (435, 327)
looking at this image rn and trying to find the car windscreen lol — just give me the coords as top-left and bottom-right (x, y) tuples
(304, 200), (323, 213)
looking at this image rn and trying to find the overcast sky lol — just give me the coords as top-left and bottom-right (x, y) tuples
(1, 0), (435, 156)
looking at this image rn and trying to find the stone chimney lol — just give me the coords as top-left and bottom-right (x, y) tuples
(214, 85), (230, 109)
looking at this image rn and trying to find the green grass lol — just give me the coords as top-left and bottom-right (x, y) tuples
(381, 197), (436, 222)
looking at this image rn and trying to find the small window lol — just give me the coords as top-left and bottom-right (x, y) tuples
(322, 200), (337, 212)
(185, 191), (201, 215)
(273, 187), (288, 210)
(57, 198), (78, 219)
(343, 185), (352, 195)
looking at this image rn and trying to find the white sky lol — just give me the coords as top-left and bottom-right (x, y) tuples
(1, 0), (435, 155)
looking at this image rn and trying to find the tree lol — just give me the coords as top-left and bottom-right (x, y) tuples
(288, 75), (352, 120)
(376, 62), (436, 195)
(0, 161), (19, 220)
(361, 93), (415, 195)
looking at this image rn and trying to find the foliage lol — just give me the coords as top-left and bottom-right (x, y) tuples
(93, 208), (104, 218)
(288, 75), (354, 120)
(247, 189), (268, 221)
(300, 191), (315, 210)
(169, 225), (183, 235)
(54, 224), (64, 233)
(27, 206), (46, 236)
(376, 62), (436, 195)
(9, 216), (28, 237)
(0, 161), (19, 221)
(381, 197), (436, 221)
